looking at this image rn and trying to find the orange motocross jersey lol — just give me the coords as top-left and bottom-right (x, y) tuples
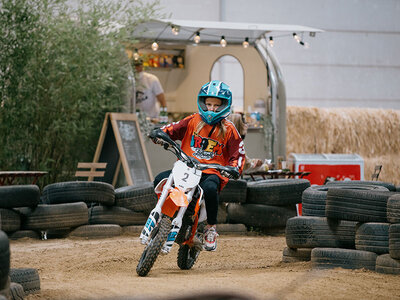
(161, 113), (246, 189)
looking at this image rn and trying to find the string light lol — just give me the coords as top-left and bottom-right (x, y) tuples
(171, 25), (180, 35)
(194, 32), (201, 44)
(268, 36), (274, 47)
(293, 33), (301, 42)
(242, 37), (249, 48)
(220, 35), (227, 47)
(151, 41), (159, 51)
(299, 41), (310, 48)
(138, 27), (314, 51)
(133, 48), (140, 60)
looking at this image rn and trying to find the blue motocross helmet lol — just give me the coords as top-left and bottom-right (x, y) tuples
(197, 80), (232, 125)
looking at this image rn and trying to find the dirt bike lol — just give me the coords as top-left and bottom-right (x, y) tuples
(136, 128), (239, 277)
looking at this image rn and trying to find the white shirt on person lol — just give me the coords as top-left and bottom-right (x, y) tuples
(135, 71), (164, 118)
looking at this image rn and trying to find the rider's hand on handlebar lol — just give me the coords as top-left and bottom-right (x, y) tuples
(220, 167), (240, 180)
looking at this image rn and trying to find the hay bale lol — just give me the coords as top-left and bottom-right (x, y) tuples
(286, 106), (400, 185)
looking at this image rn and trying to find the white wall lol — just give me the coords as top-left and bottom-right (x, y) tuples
(151, 0), (400, 109)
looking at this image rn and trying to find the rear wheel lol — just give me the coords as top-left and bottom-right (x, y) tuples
(177, 244), (201, 270)
(136, 216), (171, 277)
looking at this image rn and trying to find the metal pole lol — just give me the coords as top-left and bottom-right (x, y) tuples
(259, 36), (287, 161)
(255, 40), (276, 161)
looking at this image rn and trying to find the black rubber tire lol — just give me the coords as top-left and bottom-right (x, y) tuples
(177, 244), (201, 270)
(355, 222), (389, 254)
(326, 189), (398, 222)
(115, 183), (157, 213)
(136, 216), (171, 277)
(89, 206), (147, 226)
(301, 186), (328, 217)
(217, 224), (247, 234)
(0, 232), (10, 291)
(8, 230), (40, 240)
(46, 228), (72, 239)
(217, 203), (228, 224)
(375, 254), (400, 274)
(302, 184), (389, 217)
(17, 202), (89, 231)
(122, 225), (143, 236)
(389, 223), (400, 259)
(387, 194), (400, 223)
(0, 277), (9, 300)
(311, 247), (377, 270)
(0, 185), (40, 209)
(10, 268), (40, 295)
(326, 180), (396, 191)
(9, 282), (24, 300)
(219, 179), (247, 203)
(41, 181), (115, 206)
(285, 216), (356, 249)
(227, 203), (296, 229)
(282, 247), (312, 263)
(246, 179), (310, 206)
(68, 224), (122, 239)
(0, 209), (21, 233)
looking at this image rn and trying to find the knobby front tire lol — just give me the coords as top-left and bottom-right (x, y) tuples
(136, 216), (171, 277)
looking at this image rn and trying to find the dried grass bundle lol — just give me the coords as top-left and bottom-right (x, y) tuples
(287, 106), (400, 185)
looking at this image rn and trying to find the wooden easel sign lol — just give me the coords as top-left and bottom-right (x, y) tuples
(91, 113), (153, 186)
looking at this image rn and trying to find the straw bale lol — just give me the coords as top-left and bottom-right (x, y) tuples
(286, 106), (400, 185)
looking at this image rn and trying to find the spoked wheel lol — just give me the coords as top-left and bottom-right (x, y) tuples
(136, 216), (171, 277)
(177, 244), (201, 270)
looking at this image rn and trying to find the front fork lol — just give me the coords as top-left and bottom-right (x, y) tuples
(161, 187), (197, 254)
(140, 177), (197, 255)
(139, 175), (173, 244)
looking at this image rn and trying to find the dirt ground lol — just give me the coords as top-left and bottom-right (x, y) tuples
(9, 233), (400, 300)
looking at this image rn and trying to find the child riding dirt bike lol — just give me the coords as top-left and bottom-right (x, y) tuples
(136, 80), (245, 276)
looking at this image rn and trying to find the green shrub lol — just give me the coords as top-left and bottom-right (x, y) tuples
(0, 0), (161, 186)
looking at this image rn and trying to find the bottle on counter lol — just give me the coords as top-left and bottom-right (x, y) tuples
(159, 107), (168, 124)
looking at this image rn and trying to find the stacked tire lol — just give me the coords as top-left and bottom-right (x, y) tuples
(0, 181), (157, 240)
(377, 193), (400, 274)
(284, 180), (400, 274)
(40, 181), (156, 239)
(227, 179), (310, 232)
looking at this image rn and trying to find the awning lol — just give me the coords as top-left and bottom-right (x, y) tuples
(132, 19), (324, 45)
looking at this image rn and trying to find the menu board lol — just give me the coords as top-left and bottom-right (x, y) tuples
(92, 113), (153, 186)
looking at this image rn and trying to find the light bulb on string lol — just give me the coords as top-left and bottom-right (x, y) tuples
(133, 48), (140, 60)
(220, 36), (227, 47)
(171, 25), (180, 35)
(242, 37), (249, 48)
(293, 33), (300, 43)
(151, 41), (159, 51)
(299, 41), (310, 49)
(194, 32), (201, 44)
(268, 36), (274, 47)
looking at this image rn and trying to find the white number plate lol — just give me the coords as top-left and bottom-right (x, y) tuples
(172, 160), (201, 191)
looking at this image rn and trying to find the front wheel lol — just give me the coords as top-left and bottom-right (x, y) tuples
(177, 244), (201, 270)
(136, 216), (171, 277)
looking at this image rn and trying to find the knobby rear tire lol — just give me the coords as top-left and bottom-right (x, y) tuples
(136, 216), (171, 277)
(177, 244), (200, 270)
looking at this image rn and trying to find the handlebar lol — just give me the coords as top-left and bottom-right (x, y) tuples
(148, 128), (240, 179)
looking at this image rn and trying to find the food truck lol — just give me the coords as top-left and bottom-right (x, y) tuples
(93, 19), (323, 185)
(124, 19), (323, 177)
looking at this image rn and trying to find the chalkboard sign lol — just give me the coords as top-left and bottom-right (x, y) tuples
(91, 113), (153, 186)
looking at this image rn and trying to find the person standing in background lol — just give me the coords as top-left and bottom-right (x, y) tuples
(132, 57), (167, 121)
(228, 113), (272, 173)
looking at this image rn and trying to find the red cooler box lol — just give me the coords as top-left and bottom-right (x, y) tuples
(288, 153), (364, 215)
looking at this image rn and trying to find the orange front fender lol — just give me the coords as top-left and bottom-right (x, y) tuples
(161, 187), (188, 217)
(170, 187), (189, 207)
